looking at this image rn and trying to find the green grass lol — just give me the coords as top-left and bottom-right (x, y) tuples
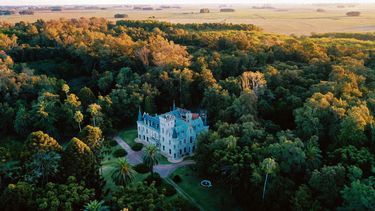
(158, 155), (172, 165)
(119, 127), (137, 147)
(170, 165), (240, 211)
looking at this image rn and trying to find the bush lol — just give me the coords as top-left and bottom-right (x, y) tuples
(131, 143), (143, 151)
(162, 182), (177, 196)
(109, 140), (118, 147)
(134, 163), (150, 174)
(172, 175), (182, 183)
(113, 149), (127, 157)
(144, 173), (162, 186)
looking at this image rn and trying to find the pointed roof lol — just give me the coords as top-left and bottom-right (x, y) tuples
(138, 106), (142, 121)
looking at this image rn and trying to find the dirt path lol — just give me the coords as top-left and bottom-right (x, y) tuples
(114, 136), (195, 178)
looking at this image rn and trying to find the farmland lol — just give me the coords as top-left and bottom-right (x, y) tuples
(1, 4), (375, 35)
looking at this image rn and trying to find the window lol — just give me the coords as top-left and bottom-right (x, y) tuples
(169, 149), (171, 154)
(190, 137), (193, 143)
(180, 149), (182, 155)
(163, 145), (165, 150)
(147, 137), (149, 142)
(193, 146), (195, 152)
(174, 153), (176, 158)
(184, 147), (186, 153)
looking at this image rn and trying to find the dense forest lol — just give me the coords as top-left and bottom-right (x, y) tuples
(0, 18), (375, 210)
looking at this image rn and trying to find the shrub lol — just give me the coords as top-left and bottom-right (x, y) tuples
(113, 149), (127, 157)
(162, 182), (177, 196)
(144, 173), (162, 186)
(109, 140), (118, 147)
(172, 175), (182, 183)
(131, 143), (143, 151)
(134, 163), (150, 174)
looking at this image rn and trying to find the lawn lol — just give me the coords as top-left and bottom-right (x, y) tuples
(170, 165), (240, 211)
(119, 127), (137, 147)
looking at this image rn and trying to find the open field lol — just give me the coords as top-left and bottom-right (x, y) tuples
(1, 4), (375, 35)
(169, 165), (239, 211)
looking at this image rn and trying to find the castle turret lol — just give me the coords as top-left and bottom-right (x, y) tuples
(138, 106), (143, 121)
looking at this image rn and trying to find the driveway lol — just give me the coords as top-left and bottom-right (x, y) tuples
(114, 136), (195, 178)
(154, 160), (195, 178)
(114, 136), (143, 165)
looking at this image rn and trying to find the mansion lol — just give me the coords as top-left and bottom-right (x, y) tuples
(136, 105), (208, 162)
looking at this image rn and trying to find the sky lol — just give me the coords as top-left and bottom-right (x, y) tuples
(1, 0), (375, 6)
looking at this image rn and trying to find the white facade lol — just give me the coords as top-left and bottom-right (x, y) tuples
(136, 107), (208, 162)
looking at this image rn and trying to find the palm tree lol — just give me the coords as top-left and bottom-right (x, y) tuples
(143, 145), (159, 175)
(74, 110), (84, 132)
(260, 158), (277, 200)
(87, 103), (101, 127)
(84, 200), (109, 211)
(111, 159), (135, 186)
(25, 151), (61, 185)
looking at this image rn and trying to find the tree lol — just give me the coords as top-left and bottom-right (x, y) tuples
(84, 200), (109, 211)
(309, 165), (346, 209)
(260, 158), (277, 200)
(112, 182), (165, 210)
(24, 151), (61, 185)
(78, 87), (96, 107)
(143, 145), (159, 175)
(292, 185), (321, 211)
(111, 159), (135, 186)
(0, 182), (35, 211)
(79, 125), (103, 152)
(267, 135), (306, 174)
(22, 131), (62, 160)
(61, 137), (95, 181)
(87, 103), (101, 127)
(340, 180), (375, 211)
(62, 84), (70, 98)
(98, 71), (114, 93)
(35, 176), (95, 211)
(14, 105), (31, 137)
(148, 35), (191, 68)
(74, 111), (84, 132)
(240, 71), (267, 97)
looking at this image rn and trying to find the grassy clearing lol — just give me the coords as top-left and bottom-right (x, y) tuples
(119, 127), (137, 147)
(169, 165), (239, 211)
